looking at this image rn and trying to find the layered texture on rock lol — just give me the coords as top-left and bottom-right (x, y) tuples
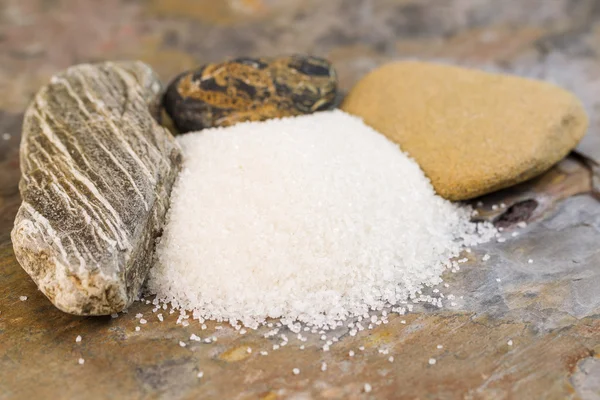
(11, 61), (182, 315)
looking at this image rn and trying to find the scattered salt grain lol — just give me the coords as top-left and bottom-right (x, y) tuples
(429, 358), (437, 365)
(135, 313), (143, 319)
(2, 133), (11, 141)
(528, 259), (534, 264)
(359, 346), (365, 351)
(19, 296), (27, 301)
(135, 326), (140, 332)
(388, 356), (394, 363)
(507, 340), (513, 346)
(300, 345), (305, 350)
(292, 368), (300, 375)
(482, 254), (490, 261)
(246, 347), (252, 354)
(78, 358), (85, 365)
(321, 362), (327, 371)
(496, 278), (501, 282)
(497, 237), (506, 243)
(364, 383), (372, 393)
(400, 320), (406, 324)
(157, 314), (164, 322)
(75, 335), (82, 343)
(148, 110), (495, 329)
(437, 345), (443, 349)
(139, 319), (147, 325)
(517, 222), (527, 228)
(197, 371), (204, 378)
(349, 350), (355, 357)
(260, 351), (268, 356)
(179, 341), (186, 347)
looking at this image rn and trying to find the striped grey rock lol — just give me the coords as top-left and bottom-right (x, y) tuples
(11, 61), (182, 315)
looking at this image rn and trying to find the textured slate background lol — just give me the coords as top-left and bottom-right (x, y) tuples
(0, 1), (599, 399)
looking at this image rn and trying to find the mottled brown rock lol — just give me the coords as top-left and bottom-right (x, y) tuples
(341, 61), (589, 200)
(163, 55), (337, 133)
(11, 61), (182, 315)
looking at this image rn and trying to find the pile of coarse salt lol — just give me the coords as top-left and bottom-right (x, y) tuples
(147, 110), (495, 330)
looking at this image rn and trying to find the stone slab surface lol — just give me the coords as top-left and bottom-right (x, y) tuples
(0, 1), (599, 399)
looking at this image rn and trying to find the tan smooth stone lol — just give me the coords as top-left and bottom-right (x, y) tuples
(341, 61), (588, 200)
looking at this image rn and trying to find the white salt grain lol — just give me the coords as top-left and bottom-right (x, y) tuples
(321, 362), (327, 371)
(197, 371), (204, 378)
(19, 296), (27, 301)
(388, 356), (394, 363)
(139, 319), (147, 325)
(429, 358), (437, 365)
(78, 358), (85, 365)
(437, 345), (443, 349)
(364, 383), (372, 393)
(179, 341), (186, 347)
(528, 259), (534, 264)
(507, 340), (513, 346)
(292, 368), (300, 375)
(349, 350), (355, 357)
(148, 110), (495, 328)
(135, 326), (140, 332)
(75, 335), (82, 343)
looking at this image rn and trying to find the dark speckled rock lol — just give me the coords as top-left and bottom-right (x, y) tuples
(11, 61), (182, 315)
(162, 55), (337, 133)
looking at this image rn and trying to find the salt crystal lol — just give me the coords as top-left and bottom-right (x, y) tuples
(364, 383), (372, 393)
(507, 340), (513, 346)
(19, 296), (27, 301)
(140, 319), (147, 325)
(147, 110), (496, 329)
(260, 351), (268, 355)
(321, 362), (327, 371)
(78, 358), (85, 365)
(437, 345), (443, 349)
(429, 358), (437, 365)
(292, 368), (300, 375)
(482, 254), (490, 261)
(388, 356), (394, 362)
(135, 313), (143, 319)
(528, 259), (534, 264)
(299, 345), (305, 350)
(246, 347), (252, 354)
(2, 133), (11, 141)
(197, 371), (204, 378)
(359, 346), (365, 351)
(179, 341), (186, 347)
(349, 350), (355, 357)
(135, 326), (140, 332)
(158, 314), (164, 322)
(517, 222), (527, 228)
(75, 335), (82, 343)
